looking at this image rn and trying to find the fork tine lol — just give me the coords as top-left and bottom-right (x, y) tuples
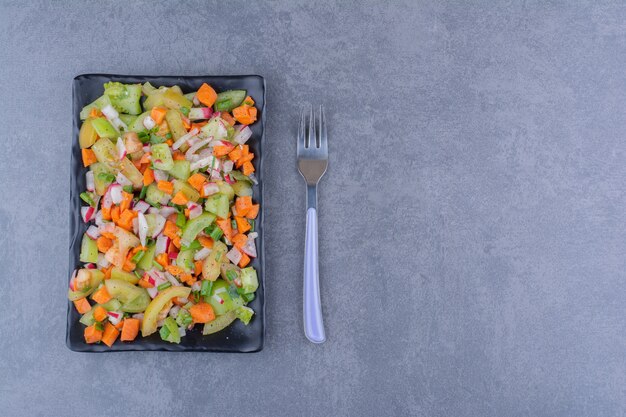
(297, 106), (306, 153)
(308, 104), (315, 148)
(319, 105), (327, 153)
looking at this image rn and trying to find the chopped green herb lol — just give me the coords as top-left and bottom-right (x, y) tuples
(180, 107), (190, 116)
(131, 250), (145, 263)
(149, 134), (166, 145)
(182, 240), (201, 251)
(176, 212), (186, 228)
(249, 219), (255, 232)
(80, 192), (95, 207)
(97, 172), (115, 183)
(152, 260), (164, 271)
(139, 185), (148, 200)
(165, 133), (172, 139)
(200, 280), (213, 296)
(123, 185), (134, 193)
(225, 270), (237, 282)
(157, 282), (172, 291)
(242, 292), (255, 302)
(138, 130), (150, 143)
(95, 322), (104, 331)
(227, 285), (240, 300)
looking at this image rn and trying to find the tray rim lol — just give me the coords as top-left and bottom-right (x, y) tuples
(66, 73), (266, 353)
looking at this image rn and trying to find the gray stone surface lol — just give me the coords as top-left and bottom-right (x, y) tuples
(0, 1), (624, 416)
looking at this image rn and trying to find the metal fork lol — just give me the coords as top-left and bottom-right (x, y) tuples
(297, 105), (328, 344)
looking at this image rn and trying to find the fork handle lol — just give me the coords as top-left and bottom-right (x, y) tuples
(304, 204), (326, 344)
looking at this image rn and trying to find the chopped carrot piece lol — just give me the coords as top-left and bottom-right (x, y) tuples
(231, 233), (247, 250)
(172, 236), (181, 249)
(221, 111), (235, 126)
(73, 298), (91, 314)
(120, 191), (133, 212)
(197, 236), (214, 249)
(194, 261), (203, 276)
(170, 191), (188, 205)
(122, 257), (136, 272)
(243, 95), (255, 106)
(84, 324), (103, 344)
(100, 231), (115, 240)
(191, 121), (207, 130)
(172, 150), (186, 160)
(235, 152), (254, 168)
(166, 265), (183, 276)
(242, 161), (255, 176)
(235, 196), (253, 217)
(155, 253), (169, 268)
(187, 173), (207, 192)
(157, 180), (174, 195)
(158, 120), (170, 136)
(180, 273), (196, 285)
(114, 320), (125, 330)
(117, 209), (137, 231)
(228, 148), (242, 161)
(101, 206), (111, 221)
(184, 208), (190, 217)
(163, 221), (179, 239)
(103, 266), (112, 279)
(96, 236), (113, 253)
(82, 148), (97, 167)
(138, 275), (154, 288)
(238, 252), (251, 268)
(213, 145), (233, 157)
(166, 139), (174, 146)
(235, 216), (251, 234)
(93, 305), (108, 322)
(196, 83), (218, 107)
(245, 204), (259, 219)
(102, 322), (120, 347)
(111, 206), (121, 224)
(232, 105), (257, 125)
(120, 318), (140, 342)
(91, 286), (112, 304)
(140, 152), (151, 164)
(216, 218), (233, 239)
(88, 108), (102, 118)
(143, 167), (154, 186)
(190, 302), (215, 323)
(150, 107), (168, 125)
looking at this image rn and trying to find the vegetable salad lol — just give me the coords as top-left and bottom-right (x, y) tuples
(71, 81), (260, 347)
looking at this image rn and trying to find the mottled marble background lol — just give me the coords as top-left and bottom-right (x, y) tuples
(0, 1), (624, 416)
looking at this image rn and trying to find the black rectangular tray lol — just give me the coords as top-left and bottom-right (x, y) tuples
(67, 74), (265, 352)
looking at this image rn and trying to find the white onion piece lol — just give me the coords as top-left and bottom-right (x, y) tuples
(100, 222), (116, 235)
(137, 212), (149, 246)
(155, 235), (169, 255)
(185, 137), (212, 160)
(203, 183), (219, 196)
(192, 96), (200, 106)
(222, 160), (234, 173)
(109, 184), (123, 204)
(81, 206), (96, 223)
(86, 171), (95, 192)
(169, 305), (180, 318)
(107, 311), (123, 325)
(116, 137), (127, 160)
(165, 272), (181, 287)
(85, 225), (100, 240)
(191, 281), (202, 292)
(187, 202), (203, 219)
(134, 200), (150, 214)
(96, 253), (110, 269)
(188, 108), (212, 121)
(178, 327), (186, 337)
(210, 169), (222, 180)
(101, 104), (119, 119)
(143, 145), (151, 153)
(172, 128), (199, 150)
(94, 210), (105, 227)
(233, 125), (252, 144)
(241, 237), (257, 258)
(249, 232), (258, 239)
(147, 207), (160, 215)
(190, 157), (213, 171)
(132, 217), (138, 235)
(151, 214), (166, 238)
(194, 247), (211, 261)
(147, 286), (159, 299)
(226, 247), (242, 265)
(143, 115), (156, 130)
(116, 172), (132, 187)
(159, 206), (177, 219)
(248, 173), (258, 185)
(153, 169), (168, 182)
